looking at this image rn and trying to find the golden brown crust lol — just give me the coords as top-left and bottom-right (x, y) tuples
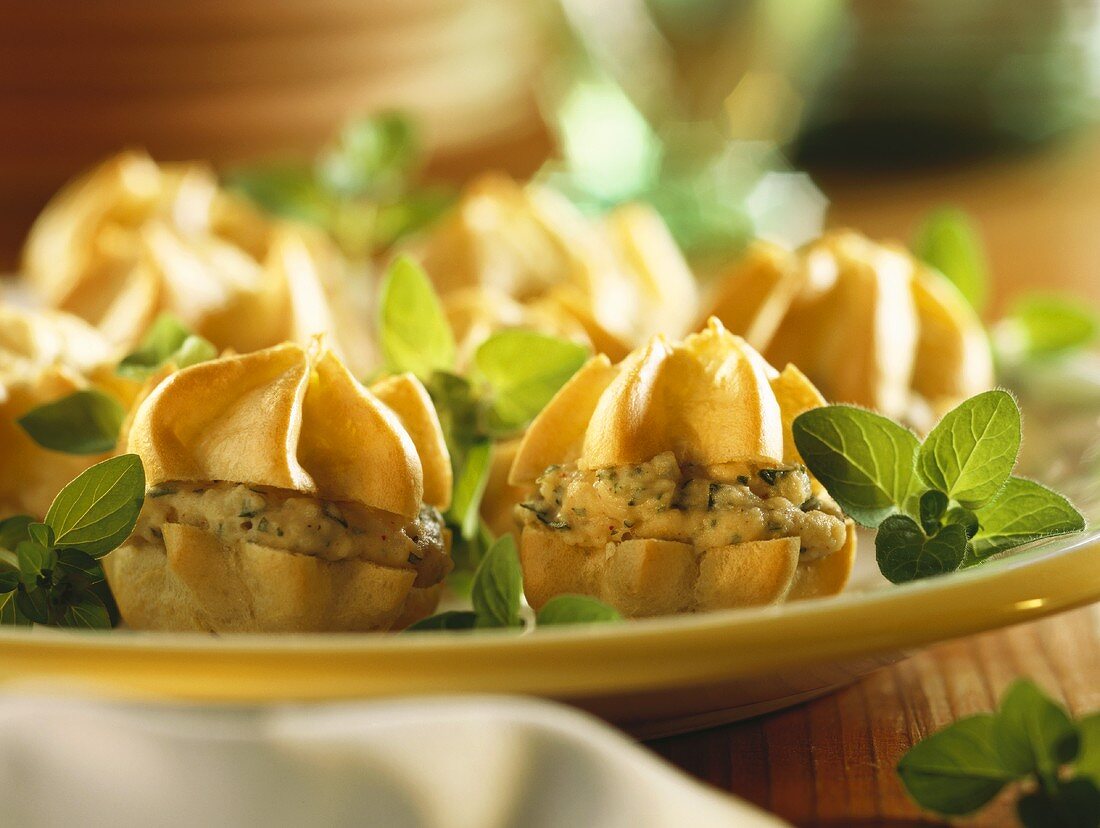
(0, 305), (125, 519)
(128, 342), (443, 520)
(104, 523), (438, 632)
(519, 521), (855, 618)
(479, 438), (526, 540)
(410, 173), (697, 361)
(702, 230), (993, 423)
(369, 373), (453, 511)
(21, 151), (369, 370)
(512, 319), (793, 487)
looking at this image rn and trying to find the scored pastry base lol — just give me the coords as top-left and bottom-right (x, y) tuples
(520, 521), (856, 617)
(104, 523), (441, 633)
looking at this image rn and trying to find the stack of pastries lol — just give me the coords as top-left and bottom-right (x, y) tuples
(1, 151), (999, 631)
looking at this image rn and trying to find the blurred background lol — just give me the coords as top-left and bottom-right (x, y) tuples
(2, 0), (1100, 314)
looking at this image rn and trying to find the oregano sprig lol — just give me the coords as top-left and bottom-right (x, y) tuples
(406, 534), (621, 632)
(376, 257), (589, 574)
(0, 454), (146, 628)
(793, 390), (1085, 584)
(226, 112), (453, 258)
(898, 680), (1100, 826)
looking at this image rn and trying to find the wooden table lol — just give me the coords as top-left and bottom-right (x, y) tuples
(649, 135), (1100, 827)
(650, 606), (1099, 827)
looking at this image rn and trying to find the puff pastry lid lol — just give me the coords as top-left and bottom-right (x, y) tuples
(511, 317), (826, 484)
(127, 340), (451, 518)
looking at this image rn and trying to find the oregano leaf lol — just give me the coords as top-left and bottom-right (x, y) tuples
(918, 390), (1021, 509)
(793, 405), (920, 528)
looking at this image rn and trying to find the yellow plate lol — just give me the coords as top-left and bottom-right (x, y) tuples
(0, 532), (1097, 737)
(1, 355), (1097, 737)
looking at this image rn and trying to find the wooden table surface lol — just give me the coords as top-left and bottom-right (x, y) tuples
(650, 606), (1099, 827)
(647, 134), (1100, 827)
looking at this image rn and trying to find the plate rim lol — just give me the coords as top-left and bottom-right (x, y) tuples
(0, 531), (1095, 702)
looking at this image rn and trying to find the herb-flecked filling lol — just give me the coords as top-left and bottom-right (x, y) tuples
(518, 451), (846, 560)
(136, 483), (450, 588)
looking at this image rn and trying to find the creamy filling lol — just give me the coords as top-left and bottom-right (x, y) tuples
(519, 451), (846, 561)
(134, 482), (451, 588)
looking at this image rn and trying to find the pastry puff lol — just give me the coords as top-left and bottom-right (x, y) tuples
(0, 304), (133, 519)
(700, 230), (993, 429)
(510, 319), (856, 617)
(104, 339), (453, 632)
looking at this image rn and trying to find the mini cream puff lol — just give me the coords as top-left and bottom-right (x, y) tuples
(0, 304), (128, 519)
(22, 150), (372, 372)
(104, 339), (453, 632)
(408, 173), (698, 362)
(700, 230), (993, 430)
(509, 318), (856, 618)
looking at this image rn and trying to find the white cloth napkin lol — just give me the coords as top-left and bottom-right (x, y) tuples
(0, 694), (784, 828)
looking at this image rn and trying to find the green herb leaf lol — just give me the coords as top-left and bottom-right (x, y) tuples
(366, 188), (453, 251)
(1003, 293), (1100, 360)
(913, 207), (988, 311)
(447, 440), (492, 544)
(15, 587), (49, 624)
(0, 593), (30, 626)
(117, 313), (217, 380)
(995, 680), (1080, 778)
(0, 516), (32, 552)
(919, 490), (949, 534)
(1017, 778), (1100, 828)
(470, 534), (523, 629)
(425, 372), (481, 459)
(404, 611), (478, 632)
(0, 570), (20, 594)
(944, 507), (980, 539)
(475, 331), (589, 435)
(1076, 713), (1100, 786)
(875, 515), (968, 584)
(225, 162), (334, 226)
(56, 592), (111, 630)
(917, 390), (1020, 510)
(44, 454), (146, 557)
(318, 112), (418, 200)
(792, 405), (920, 527)
(16, 541), (55, 583)
(970, 477), (1085, 561)
(54, 548), (104, 586)
(27, 523), (53, 548)
(536, 595), (622, 626)
(898, 714), (1016, 816)
(17, 389), (125, 455)
(448, 519), (495, 584)
(377, 257), (455, 379)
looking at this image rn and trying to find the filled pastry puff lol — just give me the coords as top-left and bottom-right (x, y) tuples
(700, 230), (993, 429)
(0, 305), (124, 519)
(509, 318), (856, 618)
(407, 173), (698, 361)
(21, 150), (371, 372)
(104, 339), (453, 632)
